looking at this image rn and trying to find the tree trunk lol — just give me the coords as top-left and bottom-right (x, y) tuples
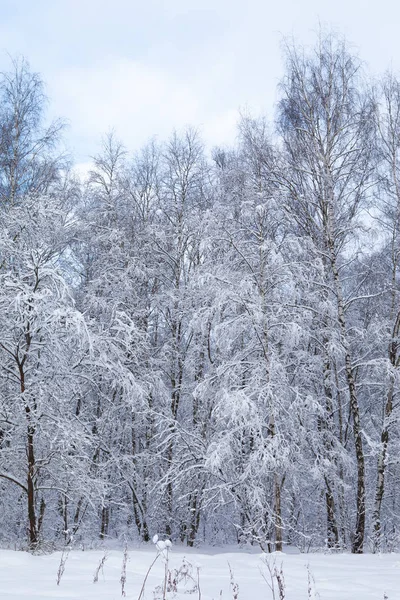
(20, 362), (38, 550)
(27, 425), (38, 548)
(372, 310), (400, 551)
(329, 249), (365, 553)
(100, 506), (109, 539)
(322, 356), (340, 548)
(324, 477), (339, 548)
(274, 476), (283, 552)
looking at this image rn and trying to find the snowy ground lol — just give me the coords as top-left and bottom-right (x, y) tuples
(1, 545), (400, 599)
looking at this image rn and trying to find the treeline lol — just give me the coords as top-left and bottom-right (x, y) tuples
(0, 32), (400, 554)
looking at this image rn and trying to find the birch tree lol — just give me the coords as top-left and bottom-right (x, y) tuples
(277, 32), (375, 552)
(371, 73), (400, 550)
(0, 57), (64, 206)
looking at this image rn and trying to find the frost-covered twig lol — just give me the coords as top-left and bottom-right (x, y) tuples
(228, 563), (239, 600)
(197, 563), (202, 600)
(56, 546), (70, 585)
(137, 553), (160, 600)
(162, 543), (170, 600)
(93, 551), (108, 583)
(120, 543), (129, 597)
(260, 556), (285, 600)
(307, 564), (319, 599)
(138, 534), (172, 600)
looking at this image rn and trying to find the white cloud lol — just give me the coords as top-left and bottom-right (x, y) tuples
(4, 0), (400, 162)
(50, 58), (202, 155)
(201, 109), (239, 149)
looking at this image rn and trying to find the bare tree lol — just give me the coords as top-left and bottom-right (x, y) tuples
(0, 56), (64, 206)
(277, 31), (375, 552)
(372, 72), (400, 551)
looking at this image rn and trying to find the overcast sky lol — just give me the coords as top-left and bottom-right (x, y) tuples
(0, 0), (399, 166)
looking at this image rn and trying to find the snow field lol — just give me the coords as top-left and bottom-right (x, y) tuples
(0, 548), (400, 599)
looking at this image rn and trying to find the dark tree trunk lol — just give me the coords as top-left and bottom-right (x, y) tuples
(100, 506), (109, 540)
(324, 477), (339, 548)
